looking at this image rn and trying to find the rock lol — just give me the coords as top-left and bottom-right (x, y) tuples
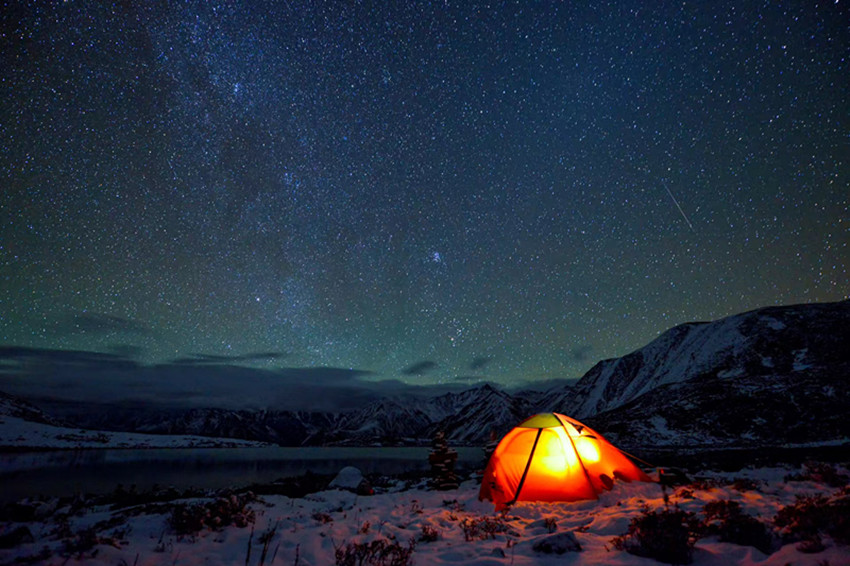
(532, 531), (582, 554)
(329, 466), (373, 495)
(429, 431), (459, 490)
(329, 466), (363, 489)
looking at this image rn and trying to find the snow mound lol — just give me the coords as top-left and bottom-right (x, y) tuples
(328, 465), (372, 495)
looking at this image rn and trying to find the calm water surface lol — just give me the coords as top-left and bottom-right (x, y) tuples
(0, 446), (484, 503)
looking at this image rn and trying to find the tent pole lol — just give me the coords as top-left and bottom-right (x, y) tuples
(505, 428), (542, 507)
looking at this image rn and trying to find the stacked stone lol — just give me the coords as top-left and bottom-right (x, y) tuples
(482, 429), (499, 466)
(428, 431), (459, 490)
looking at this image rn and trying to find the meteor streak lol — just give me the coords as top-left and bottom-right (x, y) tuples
(662, 181), (695, 232)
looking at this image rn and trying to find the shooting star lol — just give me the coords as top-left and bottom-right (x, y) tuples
(662, 181), (695, 232)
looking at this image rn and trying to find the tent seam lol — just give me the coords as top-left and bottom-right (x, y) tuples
(553, 413), (597, 496)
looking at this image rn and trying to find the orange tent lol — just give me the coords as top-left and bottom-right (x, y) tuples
(479, 413), (652, 509)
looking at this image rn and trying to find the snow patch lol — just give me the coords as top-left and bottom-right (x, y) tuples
(792, 348), (811, 371)
(717, 367), (745, 378)
(761, 316), (787, 330)
(0, 415), (267, 450)
(649, 415), (673, 437)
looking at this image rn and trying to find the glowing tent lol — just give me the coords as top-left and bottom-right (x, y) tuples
(479, 413), (652, 509)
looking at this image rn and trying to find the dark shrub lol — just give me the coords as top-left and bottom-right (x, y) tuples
(702, 500), (774, 554)
(61, 527), (100, 558)
(532, 531), (582, 554)
(774, 493), (850, 546)
(419, 524), (439, 542)
(459, 515), (511, 541)
(612, 506), (700, 564)
(334, 538), (415, 566)
(702, 499), (742, 522)
(168, 492), (256, 536)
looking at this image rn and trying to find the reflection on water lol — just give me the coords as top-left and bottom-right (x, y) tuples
(0, 447), (484, 503)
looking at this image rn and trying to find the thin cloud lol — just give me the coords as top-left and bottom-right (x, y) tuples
(401, 360), (438, 376)
(0, 346), (379, 411)
(170, 352), (287, 365)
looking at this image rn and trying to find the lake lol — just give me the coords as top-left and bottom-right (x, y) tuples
(0, 446), (485, 503)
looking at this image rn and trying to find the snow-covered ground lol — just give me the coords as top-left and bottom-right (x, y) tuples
(1, 465), (848, 565)
(0, 415), (267, 450)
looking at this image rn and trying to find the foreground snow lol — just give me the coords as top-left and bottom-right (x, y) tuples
(1, 465), (848, 565)
(0, 415), (267, 450)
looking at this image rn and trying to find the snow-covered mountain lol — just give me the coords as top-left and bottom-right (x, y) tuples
(296, 384), (534, 446)
(421, 299), (848, 448)
(567, 299), (850, 448)
(0, 391), (62, 426)
(566, 299), (850, 420)
(3, 300), (848, 449)
(307, 398), (434, 445)
(584, 363), (849, 448)
(424, 384), (535, 444)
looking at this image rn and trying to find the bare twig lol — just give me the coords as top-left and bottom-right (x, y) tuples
(245, 524), (255, 565)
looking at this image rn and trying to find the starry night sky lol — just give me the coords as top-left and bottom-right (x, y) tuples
(1, 1), (848, 392)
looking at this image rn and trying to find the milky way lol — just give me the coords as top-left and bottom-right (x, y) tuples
(1, 2), (847, 388)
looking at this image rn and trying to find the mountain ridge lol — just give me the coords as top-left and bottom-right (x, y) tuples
(3, 299), (848, 449)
